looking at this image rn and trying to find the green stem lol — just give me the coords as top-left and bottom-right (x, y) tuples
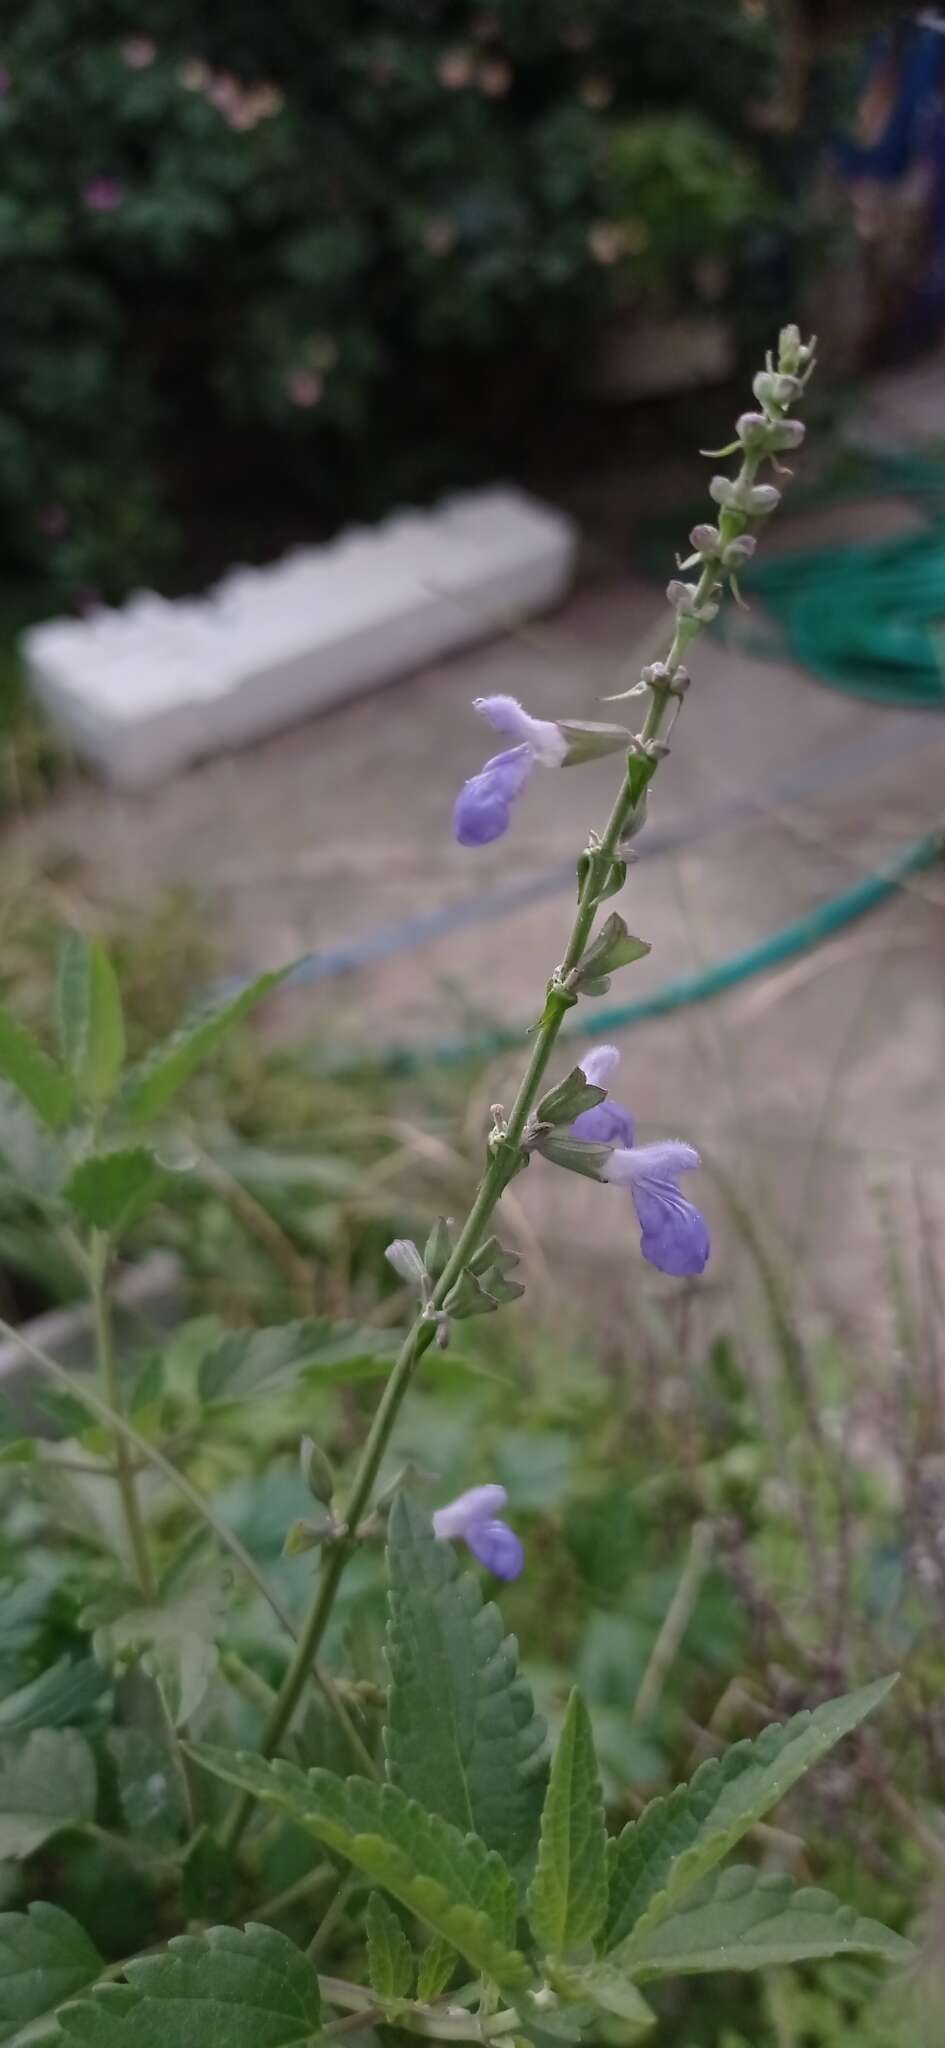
(217, 376), (807, 1856)
(90, 1233), (157, 1602)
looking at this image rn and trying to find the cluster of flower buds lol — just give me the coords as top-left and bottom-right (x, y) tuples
(385, 1222), (524, 1349)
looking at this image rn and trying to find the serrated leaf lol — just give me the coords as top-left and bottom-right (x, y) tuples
(527, 1689), (606, 1957)
(188, 1748), (531, 1997)
(58, 939), (125, 1107)
(622, 1866), (914, 1979)
(385, 1497), (547, 1881)
(0, 1902), (102, 2046)
(0, 1659), (107, 1737)
(549, 1960), (654, 2031)
(198, 1320), (396, 1407)
(56, 1922), (321, 2048)
(0, 1013), (72, 1132)
(366, 1893), (414, 2001)
(415, 1935), (455, 2003)
(91, 1572), (229, 1728)
(122, 968), (291, 1125)
(0, 1731), (96, 1859)
(63, 1150), (166, 1235)
(604, 1675), (898, 1955)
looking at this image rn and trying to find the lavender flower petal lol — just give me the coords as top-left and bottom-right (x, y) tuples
(432, 1484), (508, 1539)
(630, 1180), (710, 1277)
(573, 1044), (636, 1145)
(579, 1044), (621, 1090)
(571, 1099), (636, 1146)
(465, 1517), (525, 1581)
(453, 744), (533, 846)
(474, 694), (567, 767)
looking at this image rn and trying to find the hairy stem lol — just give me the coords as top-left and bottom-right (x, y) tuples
(90, 1233), (157, 1602)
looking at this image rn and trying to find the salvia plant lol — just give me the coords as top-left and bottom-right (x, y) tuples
(0, 328), (915, 2047)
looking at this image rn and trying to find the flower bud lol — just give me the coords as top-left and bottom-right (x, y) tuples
(778, 324), (815, 375)
(709, 475), (781, 517)
(384, 1238), (427, 1288)
(752, 369), (803, 410)
(666, 579), (719, 623)
(735, 410), (775, 451)
(721, 533), (756, 568)
(299, 1435), (335, 1505)
(689, 523), (721, 556)
(766, 417), (806, 452)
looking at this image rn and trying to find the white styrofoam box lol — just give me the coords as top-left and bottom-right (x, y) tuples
(22, 487), (577, 789)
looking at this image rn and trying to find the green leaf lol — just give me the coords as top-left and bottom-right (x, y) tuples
(415, 1936), (455, 2003)
(106, 1730), (187, 1853)
(122, 968), (291, 1125)
(0, 1730), (96, 1859)
(63, 1150), (166, 1235)
(527, 1689), (606, 1958)
(198, 1319), (396, 1407)
(366, 1893), (414, 2001)
(0, 1013), (72, 1132)
(188, 1748), (531, 1998)
(604, 1675), (898, 1955)
(385, 1497), (547, 1879)
(549, 1960), (654, 2032)
(90, 1571), (229, 1728)
(56, 1923), (321, 2048)
(0, 1902), (102, 2046)
(0, 1659), (107, 1737)
(58, 939), (125, 1108)
(180, 1828), (237, 1922)
(621, 1866), (914, 1979)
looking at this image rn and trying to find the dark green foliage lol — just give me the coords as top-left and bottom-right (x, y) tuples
(1, 3), (778, 597)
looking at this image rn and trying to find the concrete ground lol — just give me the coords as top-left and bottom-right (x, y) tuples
(6, 442), (945, 1350)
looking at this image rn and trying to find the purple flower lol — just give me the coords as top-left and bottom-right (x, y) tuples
(82, 176), (123, 214)
(454, 695), (566, 846)
(574, 1045), (710, 1278)
(432, 1484), (524, 1580)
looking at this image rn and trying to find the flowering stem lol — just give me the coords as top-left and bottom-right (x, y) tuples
(219, 331), (814, 1855)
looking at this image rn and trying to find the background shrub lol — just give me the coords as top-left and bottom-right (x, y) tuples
(0, 1), (787, 599)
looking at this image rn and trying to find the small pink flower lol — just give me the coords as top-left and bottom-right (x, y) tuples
(437, 47), (474, 90)
(478, 58), (512, 98)
(82, 176), (123, 214)
(121, 36), (156, 70)
(285, 368), (323, 409)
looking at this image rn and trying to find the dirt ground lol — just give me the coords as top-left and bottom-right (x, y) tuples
(7, 379), (945, 1351)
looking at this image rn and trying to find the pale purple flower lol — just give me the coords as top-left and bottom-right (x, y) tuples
(573, 1046), (710, 1278)
(432, 1484), (524, 1580)
(454, 695), (566, 846)
(82, 176), (123, 214)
